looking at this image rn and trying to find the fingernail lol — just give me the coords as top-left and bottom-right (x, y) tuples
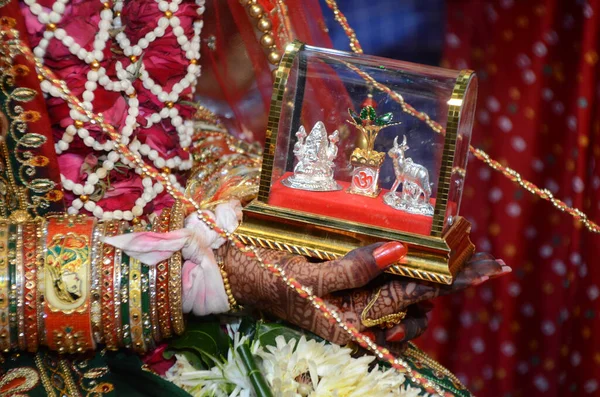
(490, 266), (512, 279)
(501, 265), (512, 274)
(386, 326), (406, 342)
(373, 242), (408, 270)
(473, 275), (489, 286)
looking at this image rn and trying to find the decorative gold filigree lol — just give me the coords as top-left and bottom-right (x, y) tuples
(0, 367), (40, 396)
(0, 24), (56, 220)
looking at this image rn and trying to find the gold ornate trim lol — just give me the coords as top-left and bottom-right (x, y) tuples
(235, 233), (339, 261)
(257, 40), (304, 202)
(430, 70), (474, 237)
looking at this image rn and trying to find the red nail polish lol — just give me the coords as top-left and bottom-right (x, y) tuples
(386, 327), (406, 342)
(373, 242), (408, 270)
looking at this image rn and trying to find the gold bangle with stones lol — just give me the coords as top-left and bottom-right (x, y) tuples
(168, 200), (185, 335)
(8, 223), (18, 351)
(0, 220), (10, 352)
(22, 220), (39, 352)
(147, 260), (159, 343)
(15, 223), (26, 351)
(100, 220), (123, 350)
(154, 208), (172, 339)
(36, 218), (47, 346)
(113, 221), (126, 348)
(90, 222), (105, 345)
(128, 255), (145, 354)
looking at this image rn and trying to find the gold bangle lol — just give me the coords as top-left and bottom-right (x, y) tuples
(154, 208), (172, 339)
(36, 218), (47, 347)
(217, 261), (241, 312)
(23, 220), (39, 352)
(168, 200), (185, 335)
(100, 220), (124, 350)
(90, 222), (105, 345)
(360, 287), (406, 329)
(129, 255), (145, 354)
(0, 221), (10, 352)
(15, 223), (25, 351)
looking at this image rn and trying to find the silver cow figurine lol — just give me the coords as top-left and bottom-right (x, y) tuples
(383, 135), (434, 216)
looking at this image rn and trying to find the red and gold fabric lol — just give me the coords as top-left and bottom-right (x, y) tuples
(0, 5), (65, 221)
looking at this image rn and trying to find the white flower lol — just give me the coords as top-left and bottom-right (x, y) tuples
(257, 336), (426, 397)
(166, 332), (428, 397)
(166, 334), (257, 397)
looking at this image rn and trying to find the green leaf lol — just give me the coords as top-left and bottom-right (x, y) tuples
(18, 133), (47, 148)
(168, 319), (231, 364)
(348, 108), (362, 124)
(255, 322), (307, 348)
(163, 348), (206, 370)
(360, 106), (377, 121)
(11, 87), (37, 102)
(238, 316), (258, 339)
(375, 112), (393, 126)
(29, 178), (55, 193)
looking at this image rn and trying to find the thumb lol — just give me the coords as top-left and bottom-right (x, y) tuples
(316, 242), (407, 296)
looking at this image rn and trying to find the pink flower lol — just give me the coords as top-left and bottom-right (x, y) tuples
(147, 191), (175, 214)
(97, 171), (144, 211)
(136, 124), (189, 161)
(58, 153), (86, 185)
(122, 0), (163, 40)
(142, 344), (175, 376)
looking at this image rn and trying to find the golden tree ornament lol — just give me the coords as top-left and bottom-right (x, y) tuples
(347, 106), (400, 197)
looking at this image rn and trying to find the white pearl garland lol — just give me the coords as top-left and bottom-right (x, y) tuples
(28, 0), (205, 220)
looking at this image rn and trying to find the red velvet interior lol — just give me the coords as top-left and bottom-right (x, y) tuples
(268, 172), (435, 235)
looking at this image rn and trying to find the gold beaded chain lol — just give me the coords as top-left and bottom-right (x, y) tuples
(324, 0), (600, 235)
(323, 0), (363, 54)
(239, 0), (283, 66)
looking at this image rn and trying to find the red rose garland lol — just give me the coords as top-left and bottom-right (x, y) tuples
(20, 0), (203, 219)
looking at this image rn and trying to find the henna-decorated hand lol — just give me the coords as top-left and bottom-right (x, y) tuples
(220, 243), (510, 350)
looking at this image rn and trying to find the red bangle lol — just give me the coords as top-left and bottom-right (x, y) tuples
(22, 220), (38, 352)
(43, 215), (96, 354)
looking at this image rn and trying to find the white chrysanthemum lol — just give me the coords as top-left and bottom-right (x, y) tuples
(165, 333), (428, 397)
(257, 335), (427, 397)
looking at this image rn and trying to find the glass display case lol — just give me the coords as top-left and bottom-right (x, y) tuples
(235, 42), (478, 284)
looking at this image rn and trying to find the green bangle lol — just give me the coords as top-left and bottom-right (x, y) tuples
(7, 224), (18, 351)
(120, 252), (131, 349)
(141, 263), (154, 351)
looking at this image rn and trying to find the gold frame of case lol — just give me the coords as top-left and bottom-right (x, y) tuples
(235, 41), (476, 285)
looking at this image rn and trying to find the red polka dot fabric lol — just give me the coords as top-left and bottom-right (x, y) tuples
(416, 1), (600, 395)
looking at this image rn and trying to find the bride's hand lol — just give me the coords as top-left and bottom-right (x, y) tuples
(221, 243), (510, 348)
